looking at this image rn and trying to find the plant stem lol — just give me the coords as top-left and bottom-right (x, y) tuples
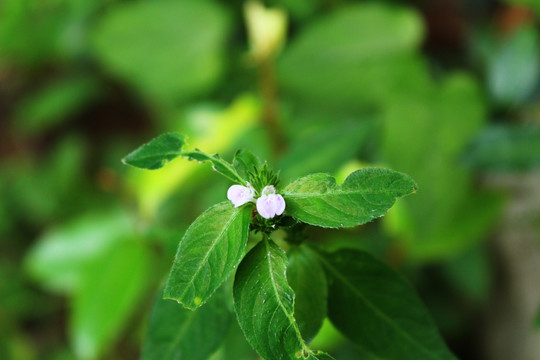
(258, 58), (287, 159)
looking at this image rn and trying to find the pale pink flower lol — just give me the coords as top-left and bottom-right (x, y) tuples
(227, 183), (255, 207)
(256, 186), (285, 219)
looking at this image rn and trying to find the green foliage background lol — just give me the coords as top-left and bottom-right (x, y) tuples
(1, 0), (540, 359)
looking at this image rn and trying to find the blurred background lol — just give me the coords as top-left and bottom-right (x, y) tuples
(1, 0), (540, 359)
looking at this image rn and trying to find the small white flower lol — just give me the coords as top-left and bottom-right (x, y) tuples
(256, 186), (285, 219)
(227, 183), (255, 207)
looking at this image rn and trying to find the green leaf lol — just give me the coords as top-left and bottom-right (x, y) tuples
(279, 3), (426, 108)
(92, 0), (230, 103)
(380, 73), (499, 262)
(25, 209), (134, 293)
(392, 191), (504, 262)
(71, 241), (152, 360)
(275, 0), (322, 19)
(463, 125), (540, 172)
(316, 249), (456, 360)
(233, 149), (263, 180)
(0, 0), (65, 66)
(283, 168), (417, 228)
(233, 239), (334, 360)
(4, 136), (87, 224)
(13, 75), (100, 135)
(164, 202), (251, 309)
(208, 322), (259, 360)
(122, 133), (186, 170)
(287, 245), (327, 342)
(442, 246), (492, 303)
(142, 286), (232, 360)
(123, 133), (248, 182)
(486, 25), (539, 107)
(183, 149), (246, 184)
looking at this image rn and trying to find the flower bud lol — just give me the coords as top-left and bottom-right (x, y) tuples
(244, 1), (287, 62)
(261, 185), (276, 196)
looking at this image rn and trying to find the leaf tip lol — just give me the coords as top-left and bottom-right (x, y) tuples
(120, 155), (140, 169)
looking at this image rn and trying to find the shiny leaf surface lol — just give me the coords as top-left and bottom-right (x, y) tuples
(164, 202), (251, 309)
(234, 239), (334, 360)
(283, 168), (417, 228)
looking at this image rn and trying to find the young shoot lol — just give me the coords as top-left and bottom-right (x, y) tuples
(124, 133), (456, 360)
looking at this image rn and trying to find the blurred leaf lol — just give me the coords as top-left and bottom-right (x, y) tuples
(381, 73), (501, 261)
(0, 175), (11, 235)
(0, 0), (62, 66)
(388, 191), (504, 262)
(0, 337), (7, 360)
(283, 169), (417, 228)
(25, 209), (134, 293)
(6, 136), (87, 224)
(123, 133), (186, 170)
(309, 319), (348, 353)
(71, 241), (152, 360)
(275, 0), (322, 19)
(487, 25), (539, 107)
(535, 305), (540, 329)
(4, 333), (36, 360)
(0, 0), (100, 66)
(463, 125), (540, 171)
(414, 191), (504, 261)
(333, 159), (371, 184)
(164, 202), (251, 309)
(141, 287), (232, 360)
(442, 246), (492, 303)
(279, 3), (426, 108)
(92, 0), (230, 103)
(45, 135), (87, 194)
(209, 322), (259, 360)
(317, 249), (457, 360)
(382, 74), (485, 167)
(13, 76), (100, 135)
(46, 348), (77, 360)
(233, 239), (333, 360)
(0, 260), (54, 321)
(287, 245), (327, 342)
(279, 119), (374, 182)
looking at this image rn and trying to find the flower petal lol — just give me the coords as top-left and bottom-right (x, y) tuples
(274, 194), (286, 215)
(227, 185), (254, 207)
(256, 195), (275, 219)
